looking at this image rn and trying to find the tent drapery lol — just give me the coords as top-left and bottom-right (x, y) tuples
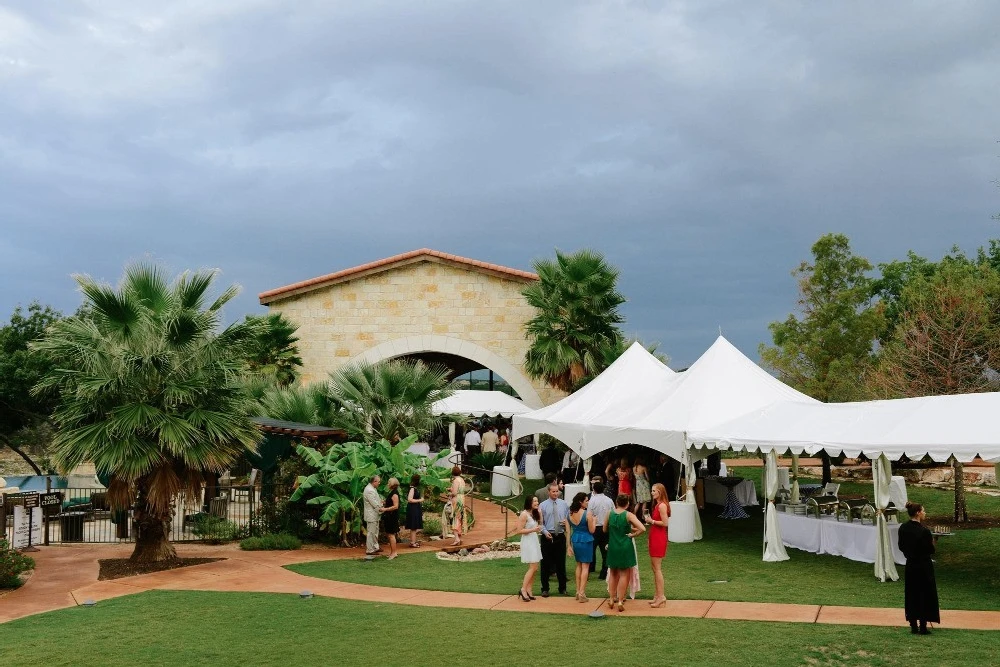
(873, 454), (900, 582)
(763, 450), (789, 562)
(790, 452), (800, 504)
(683, 448), (703, 540)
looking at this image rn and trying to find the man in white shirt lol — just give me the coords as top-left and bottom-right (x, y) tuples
(463, 427), (482, 459)
(587, 478), (615, 580)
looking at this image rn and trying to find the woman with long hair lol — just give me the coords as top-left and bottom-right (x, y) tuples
(382, 478), (401, 560)
(606, 493), (645, 612)
(898, 502), (941, 634)
(568, 492), (596, 602)
(644, 482), (670, 607)
(405, 474), (423, 548)
(633, 457), (652, 518)
(617, 457), (633, 507)
(517, 495), (543, 601)
(449, 466), (466, 546)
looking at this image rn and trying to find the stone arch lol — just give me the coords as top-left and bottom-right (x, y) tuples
(353, 335), (544, 409)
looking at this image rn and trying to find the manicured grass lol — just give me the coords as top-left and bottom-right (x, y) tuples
(0, 590), (994, 666)
(291, 480), (1000, 610)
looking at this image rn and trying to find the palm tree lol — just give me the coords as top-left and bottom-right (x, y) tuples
(33, 264), (262, 563)
(243, 313), (303, 388)
(523, 249), (626, 392)
(324, 359), (454, 443)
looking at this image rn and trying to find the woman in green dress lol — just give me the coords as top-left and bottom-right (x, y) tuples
(606, 492), (645, 612)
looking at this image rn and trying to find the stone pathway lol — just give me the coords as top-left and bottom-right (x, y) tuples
(2, 499), (998, 631)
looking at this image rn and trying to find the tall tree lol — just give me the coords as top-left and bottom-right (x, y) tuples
(0, 303), (63, 474)
(869, 260), (1000, 522)
(34, 264), (263, 562)
(523, 249), (626, 392)
(760, 234), (883, 483)
(243, 313), (303, 388)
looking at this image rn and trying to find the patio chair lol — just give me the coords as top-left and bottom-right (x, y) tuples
(231, 469), (258, 503)
(823, 482), (840, 497)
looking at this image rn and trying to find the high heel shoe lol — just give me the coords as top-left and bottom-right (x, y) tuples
(518, 590), (531, 602)
(617, 601), (625, 612)
(649, 598), (666, 608)
(608, 598), (617, 609)
(528, 593), (536, 600)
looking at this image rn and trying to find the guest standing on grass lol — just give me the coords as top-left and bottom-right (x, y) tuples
(539, 482), (570, 597)
(481, 426), (499, 454)
(449, 466), (467, 546)
(405, 474), (424, 548)
(606, 493), (645, 612)
(568, 492), (596, 602)
(644, 483), (670, 607)
(517, 495), (543, 601)
(588, 479), (615, 580)
(363, 474), (383, 556)
(534, 473), (562, 503)
(898, 502), (941, 635)
(617, 457), (633, 507)
(383, 478), (401, 560)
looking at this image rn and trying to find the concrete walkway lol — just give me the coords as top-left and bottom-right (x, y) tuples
(2, 500), (998, 631)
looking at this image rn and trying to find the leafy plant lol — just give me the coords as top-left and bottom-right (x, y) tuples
(469, 451), (505, 478)
(1, 538), (35, 588)
(191, 515), (242, 544)
(421, 516), (442, 538)
(289, 434), (452, 544)
(239, 534), (302, 550)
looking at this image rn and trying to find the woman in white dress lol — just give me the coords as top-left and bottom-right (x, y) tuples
(517, 495), (543, 601)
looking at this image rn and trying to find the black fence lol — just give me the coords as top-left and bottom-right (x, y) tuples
(1, 484), (300, 546)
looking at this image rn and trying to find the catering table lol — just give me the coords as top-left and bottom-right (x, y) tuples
(523, 454), (543, 480)
(776, 512), (906, 565)
(703, 478), (758, 507)
(563, 482), (589, 502)
(668, 501), (697, 543)
(889, 476), (908, 509)
(715, 477), (750, 519)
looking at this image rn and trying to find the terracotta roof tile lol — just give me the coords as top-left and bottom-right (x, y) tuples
(258, 248), (538, 304)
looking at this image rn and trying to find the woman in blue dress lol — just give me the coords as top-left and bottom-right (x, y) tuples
(568, 492), (596, 603)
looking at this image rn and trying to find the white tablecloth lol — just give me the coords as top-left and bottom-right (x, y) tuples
(563, 483), (588, 502)
(704, 479), (759, 506)
(406, 443), (431, 457)
(889, 476), (908, 509)
(491, 466), (516, 497)
(524, 454), (543, 480)
(777, 512), (906, 565)
(668, 501), (697, 543)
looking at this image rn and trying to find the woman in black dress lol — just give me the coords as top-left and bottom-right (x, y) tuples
(405, 474), (424, 548)
(897, 502), (941, 634)
(382, 478), (401, 560)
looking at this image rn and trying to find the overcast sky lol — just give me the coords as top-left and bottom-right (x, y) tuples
(2, 2), (998, 367)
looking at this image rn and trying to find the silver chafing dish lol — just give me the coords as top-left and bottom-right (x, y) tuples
(836, 498), (869, 522)
(806, 495), (839, 518)
(860, 503), (900, 525)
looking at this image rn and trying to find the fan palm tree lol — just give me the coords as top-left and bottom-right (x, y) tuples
(324, 359), (454, 443)
(522, 249), (626, 392)
(243, 313), (303, 388)
(33, 264), (262, 563)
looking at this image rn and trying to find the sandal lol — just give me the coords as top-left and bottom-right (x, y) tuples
(608, 598), (617, 609)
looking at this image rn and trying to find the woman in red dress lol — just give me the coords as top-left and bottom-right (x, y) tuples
(644, 483), (670, 607)
(616, 458), (633, 504)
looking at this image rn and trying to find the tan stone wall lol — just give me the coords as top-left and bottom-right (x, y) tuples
(267, 260), (564, 407)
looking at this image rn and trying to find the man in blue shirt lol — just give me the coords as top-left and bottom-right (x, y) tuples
(538, 482), (570, 596)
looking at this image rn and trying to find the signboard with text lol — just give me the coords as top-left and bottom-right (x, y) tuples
(12, 505), (42, 549)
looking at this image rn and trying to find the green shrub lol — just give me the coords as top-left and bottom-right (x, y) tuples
(1, 538), (34, 588)
(469, 452), (505, 478)
(240, 534), (302, 551)
(191, 515), (242, 544)
(421, 515), (442, 537)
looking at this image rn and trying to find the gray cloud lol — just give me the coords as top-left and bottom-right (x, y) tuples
(2, 1), (999, 366)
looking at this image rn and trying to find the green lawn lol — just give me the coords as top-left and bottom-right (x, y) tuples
(291, 476), (1000, 610)
(0, 590), (994, 666)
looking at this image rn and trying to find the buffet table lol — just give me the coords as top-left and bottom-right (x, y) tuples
(703, 478), (758, 507)
(776, 512), (906, 565)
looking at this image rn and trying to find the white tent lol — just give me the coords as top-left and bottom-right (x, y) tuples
(689, 392), (1000, 463)
(432, 390), (532, 418)
(511, 342), (676, 451)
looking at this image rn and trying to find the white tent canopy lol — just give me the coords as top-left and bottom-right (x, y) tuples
(511, 342), (676, 451)
(689, 392), (1000, 463)
(432, 390), (533, 418)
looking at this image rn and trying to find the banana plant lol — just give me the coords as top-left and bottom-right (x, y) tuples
(290, 435), (452, 544)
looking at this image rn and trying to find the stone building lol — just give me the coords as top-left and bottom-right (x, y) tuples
(258, 249), (564, 408)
